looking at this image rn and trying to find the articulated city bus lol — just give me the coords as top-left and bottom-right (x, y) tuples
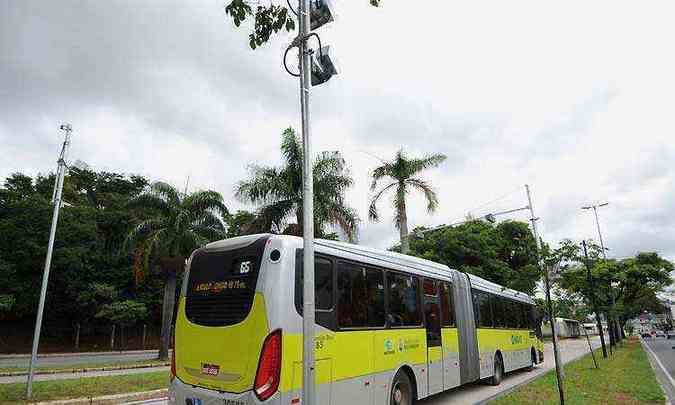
(170, 234), (544, 405)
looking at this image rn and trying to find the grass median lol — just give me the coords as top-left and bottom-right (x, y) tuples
(0, 359), (169, 374)
(492, 339), (664, 404)
(0, 370), (169, 404)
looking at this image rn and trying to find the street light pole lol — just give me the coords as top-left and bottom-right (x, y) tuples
(525, 184), (565, 404)
(582, 240), (608, 358)
(298, 0), (316, 404)
(582, 202), (620, 346)
(26, 124), (72, 399)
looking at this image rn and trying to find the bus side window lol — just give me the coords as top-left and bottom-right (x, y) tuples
(492, 296), (506, 328)
(441, 282), (455, 327)
(337, 261), (385, 328)
(295, 254), (336, 330)
(387, 273), (421, 327)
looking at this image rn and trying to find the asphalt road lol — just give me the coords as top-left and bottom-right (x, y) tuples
(126, 338), (600, 405)
(641, 337), (675, 402)
(0, 350), (165, 369)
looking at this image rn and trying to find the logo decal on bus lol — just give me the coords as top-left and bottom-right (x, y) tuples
(384, 339), (395, 355)
(511, 335), (523, 345)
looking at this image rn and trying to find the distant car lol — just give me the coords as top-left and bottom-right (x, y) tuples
(656, 331), (666, 338)
(667, 332), (675, 339)
(641, 333), (652, 338)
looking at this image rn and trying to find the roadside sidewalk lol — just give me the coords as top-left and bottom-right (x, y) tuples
(33, 388), (168, 405)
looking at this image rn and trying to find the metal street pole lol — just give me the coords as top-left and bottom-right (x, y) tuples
(26, 124), (72, 399)
(582, 240), (608, 358)
(583, 203), (620, 346)
(298, 1), (316, 404)
(525, 184), (565, 404)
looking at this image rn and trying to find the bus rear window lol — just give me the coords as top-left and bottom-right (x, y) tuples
(185, 236), (268, 327)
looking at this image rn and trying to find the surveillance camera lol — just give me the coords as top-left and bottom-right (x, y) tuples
(59, 124), (71, 131)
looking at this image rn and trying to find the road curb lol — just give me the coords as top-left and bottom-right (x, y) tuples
(33, 389), (168, 404)
(0, 362), (170, 377)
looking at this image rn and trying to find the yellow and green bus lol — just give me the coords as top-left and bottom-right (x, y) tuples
(170, 234), (544, 405)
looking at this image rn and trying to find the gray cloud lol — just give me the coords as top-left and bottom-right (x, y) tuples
(2, 0), (674, 264)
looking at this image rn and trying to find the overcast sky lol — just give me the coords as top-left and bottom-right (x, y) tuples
(2, 0), (674, 260)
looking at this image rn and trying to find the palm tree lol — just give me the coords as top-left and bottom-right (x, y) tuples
(368, 150), (447, 254)
(236, 127), (359, 241)
(126, 182), (228, 360)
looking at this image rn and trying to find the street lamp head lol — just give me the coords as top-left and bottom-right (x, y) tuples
(59, 124), (72, 131)
(581, 206), (592, 210)
(599, 202), (609, 207)
(310, 45), (338, 86)
(310, 0), (336, 31)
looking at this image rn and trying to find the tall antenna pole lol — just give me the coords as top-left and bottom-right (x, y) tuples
(26, 124), (72, 399)
(299, 0), (316, 404)
(526, 184), (565, 404)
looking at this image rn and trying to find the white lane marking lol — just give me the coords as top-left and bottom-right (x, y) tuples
(642, 339), (675, 391)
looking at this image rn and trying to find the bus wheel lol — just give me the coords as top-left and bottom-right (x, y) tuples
(390, 370), (414, 405)
(526, 349), (536, 371)
(489, 354), (503, 386)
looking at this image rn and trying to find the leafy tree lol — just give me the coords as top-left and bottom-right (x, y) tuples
(236, 127), (359, 241)
(126, 182), (228, 360)
(409, 220), (540, 294)
(225, 210), (258, 238)
(406, 220), (540, 294)
(224, 0), (382, 49)
(555, 241), (673, 332)
(96, 300), (148, 349)
(368, 150), (446, 254)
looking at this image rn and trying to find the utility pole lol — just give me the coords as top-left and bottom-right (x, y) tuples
(582, 240), (608, 358)
(582, 202), (620, 346)
(299, 1), (316, 404)
(26, 124), (72, 399)
(526, 184), (565, 404)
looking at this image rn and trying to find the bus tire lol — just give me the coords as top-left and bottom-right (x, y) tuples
(390, 370), (414, 405)
(526, 348), (536, 371)
(489, 354), (503, 386)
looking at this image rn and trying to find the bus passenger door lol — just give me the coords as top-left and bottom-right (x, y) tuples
(423, 279), (444, 396)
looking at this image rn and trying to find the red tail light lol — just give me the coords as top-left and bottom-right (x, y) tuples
(254, 329), (282, 401)
(170, 332), (176, 380)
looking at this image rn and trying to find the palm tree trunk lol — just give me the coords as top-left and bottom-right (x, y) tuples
(398, 187), (410, 254)
(159, 257), (183, 361)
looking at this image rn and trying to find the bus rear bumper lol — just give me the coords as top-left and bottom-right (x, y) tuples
(169, 377), (280, 405)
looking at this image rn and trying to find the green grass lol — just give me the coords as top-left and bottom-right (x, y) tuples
(492, 340), (665, 404)
(0, 359), (169, 374)
(0, 370), (169, 404)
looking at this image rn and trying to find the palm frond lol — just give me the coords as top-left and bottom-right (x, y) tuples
(403, 153), (447, 178)
(150, 182), (181, 207)
(280, 128), (303, 171)
(124, 218), (167, 252)
(368, 181), (397, 222)
(254, 199), (296, 233)
(407, 177), (439, 213)
(322, 202), (360, 242)
(127, 193), (171, 215)
(235, 165), (289, 205)
(183, 190), (229, 218)
(370, 164), (393, 191)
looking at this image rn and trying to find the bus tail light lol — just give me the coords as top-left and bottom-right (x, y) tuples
(254, 329), (282, 401)
(170, 332), (176, 380)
